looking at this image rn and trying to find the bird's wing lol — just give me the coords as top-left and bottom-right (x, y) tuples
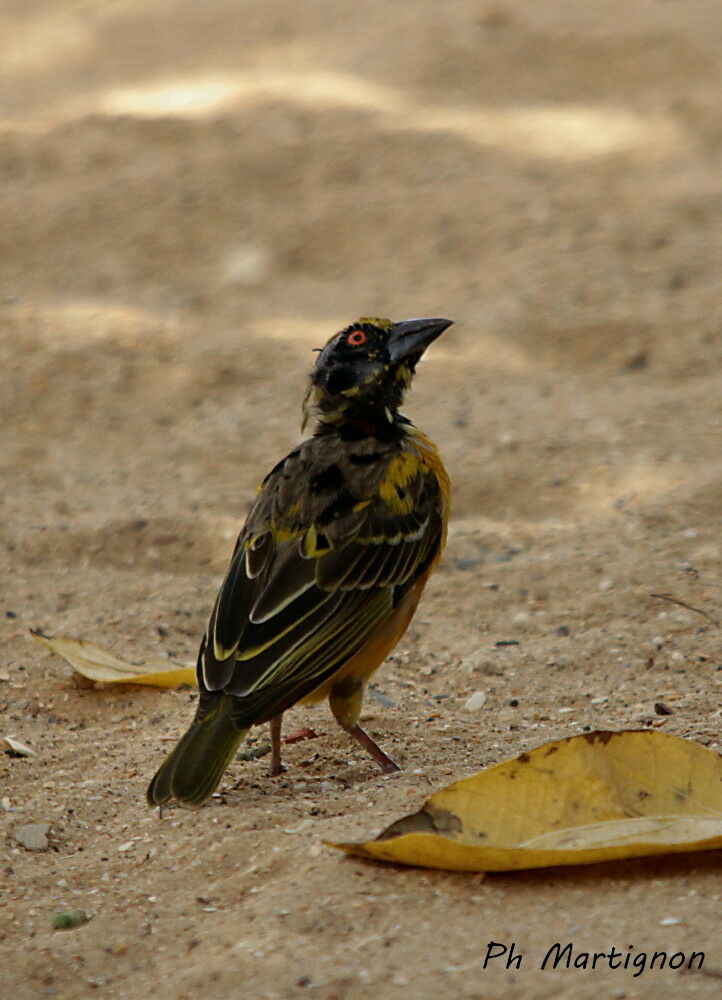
(198, 439), (444, 724)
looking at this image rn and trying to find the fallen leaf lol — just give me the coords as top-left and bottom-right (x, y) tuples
(30, 630), (194, 687)
(327, 730), (722, 871)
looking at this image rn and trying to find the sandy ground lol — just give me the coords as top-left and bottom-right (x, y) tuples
(2, 1), (722, 998)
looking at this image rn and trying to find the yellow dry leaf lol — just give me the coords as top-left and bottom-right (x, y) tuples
(30, 630), (195, 688)
(328, 730), (722, 871)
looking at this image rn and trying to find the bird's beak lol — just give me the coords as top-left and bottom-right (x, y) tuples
(388, 317), (454, 363)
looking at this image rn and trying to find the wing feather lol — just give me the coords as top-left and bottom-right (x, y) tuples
(229, 591), (393, 726)
(200, 435), (445, 720)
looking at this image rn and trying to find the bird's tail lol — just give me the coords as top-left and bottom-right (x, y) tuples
(146, 694), (247, 808)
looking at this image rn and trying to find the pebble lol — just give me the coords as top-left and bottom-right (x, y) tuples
(368, 689), (396, 708)
(52, 909), (91, 931)
(463, 691), (487, 711)
(3, 736), (34, 757)
(652, 636), (664, 649)
(654, 702), (674, 716)
(14, 823), (50, 851)
(237, 741), (271, 761)
(283, 819), (314, 834)
(659, 916), (681, 926)
(599, 579), (614, 591)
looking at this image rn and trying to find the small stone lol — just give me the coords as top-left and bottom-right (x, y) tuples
(659, 916), (681, 926)
(670, 651), (684, 664)
(237, 740), (271, 761)
(15, 823), (50, 851)
(654, 702), (674, 716)
(463, 691), (487, 711)
(52, 909), (91, 931)
(556, 625), (570, 637)
(367, 689), (396, 708)
(599, 579), (614, 591)
(3, 736), (34, 757)
(652, 636), (664, 649)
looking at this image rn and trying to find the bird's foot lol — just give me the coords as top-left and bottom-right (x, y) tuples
(343, 723), (401, 773)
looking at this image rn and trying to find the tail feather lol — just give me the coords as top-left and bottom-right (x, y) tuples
(147, 694), (247, 808)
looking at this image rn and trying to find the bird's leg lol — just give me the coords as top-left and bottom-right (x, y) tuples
(268, 714), (286, 776)
(339, 722), (401, 774)
(329, 676), (401, 773)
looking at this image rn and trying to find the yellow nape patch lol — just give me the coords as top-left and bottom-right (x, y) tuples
(357, 316), (393, 332)
(378, 451), (419, 513)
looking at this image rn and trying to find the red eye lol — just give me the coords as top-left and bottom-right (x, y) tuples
(347, 329), (367, 346)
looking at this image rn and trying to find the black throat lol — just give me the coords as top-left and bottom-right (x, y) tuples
(314, 405), (408, 443)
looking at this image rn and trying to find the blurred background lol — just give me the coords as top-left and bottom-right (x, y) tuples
(2, 3), (722, 996)
(2, 1), (720, 543)
(3, 0), (720, 607)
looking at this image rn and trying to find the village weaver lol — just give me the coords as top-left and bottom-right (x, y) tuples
(147, 316), (453, 807)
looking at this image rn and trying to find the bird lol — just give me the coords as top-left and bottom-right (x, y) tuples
(147, 315), (453, 807)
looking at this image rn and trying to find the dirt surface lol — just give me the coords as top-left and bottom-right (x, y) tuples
(2, 2), (722, 998)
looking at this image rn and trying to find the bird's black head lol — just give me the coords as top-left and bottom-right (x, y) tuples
(305, 316), (453, 432)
